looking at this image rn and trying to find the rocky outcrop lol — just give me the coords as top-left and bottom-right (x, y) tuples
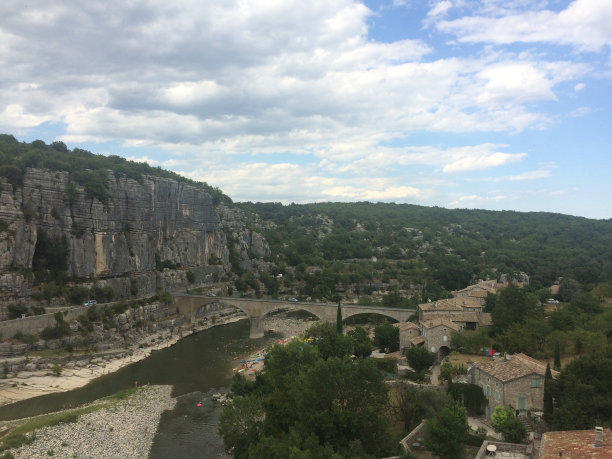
(0, 168), (269, 306)
(217, 204), (273, 272)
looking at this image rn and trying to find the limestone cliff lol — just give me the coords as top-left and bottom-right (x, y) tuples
(0, 167), (268, 304)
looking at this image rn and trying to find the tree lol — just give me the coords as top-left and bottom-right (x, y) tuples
(543, 363), (553, 424)
(424, 400), (469, 459)
(336, 301), (343, 334)
(552, 349), (612, 430)
(306, 322), (353, 360)
(571, 292), (602, 314)
(405, 346), (436, 372)
(220, 340), (396, 458)
(347, 326), (372, 358)
(218, 395), (264, 458)
(553, 342), (561, 371)
(448, 383), (487, 415)
(491, 405), (527, 444)
(492, 283), (538, 332)
(373, 322), (399, 353)
(395, 383), (450, 432)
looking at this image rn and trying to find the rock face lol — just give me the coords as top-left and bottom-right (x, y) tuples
(0, 168), (268, 304)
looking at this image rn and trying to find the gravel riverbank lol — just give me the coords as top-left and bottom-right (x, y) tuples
(10, 385), (176, 459)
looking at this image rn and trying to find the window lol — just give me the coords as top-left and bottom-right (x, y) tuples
(486, 385), (491, 397)
(530, 378), (542, 388)
(495, 390), (500, 402)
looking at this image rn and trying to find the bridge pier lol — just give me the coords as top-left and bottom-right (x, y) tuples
(249, 315), (264, 339)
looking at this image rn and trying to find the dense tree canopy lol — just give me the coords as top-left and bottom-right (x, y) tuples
(219, 334), (397, 458)
(552, 348), (612, 430)
(424, 400), (470, 459)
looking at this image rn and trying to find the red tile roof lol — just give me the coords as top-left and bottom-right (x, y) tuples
(540, 429), (612, 458)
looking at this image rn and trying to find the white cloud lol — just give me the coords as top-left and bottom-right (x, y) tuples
(466, 169), (552, 182)
(448, 193), (507, 208)
(123, 155), (160, 166)
(436, 0), (612, 52)
(0, 0), (605, 216)
(428, 1), (452, 17)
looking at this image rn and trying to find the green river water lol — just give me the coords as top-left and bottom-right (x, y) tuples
(0, 319), (279, 458)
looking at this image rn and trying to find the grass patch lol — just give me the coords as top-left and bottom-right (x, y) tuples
(101, 386), (140, 402)
(0, 405), (99, 452)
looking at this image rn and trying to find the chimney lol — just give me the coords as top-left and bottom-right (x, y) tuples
(595, 426), (603, 448)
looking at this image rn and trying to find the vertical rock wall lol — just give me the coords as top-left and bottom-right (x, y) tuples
(0, 168), (231, 301)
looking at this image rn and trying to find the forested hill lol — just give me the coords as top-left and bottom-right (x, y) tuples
(238, 201), (612, 292)
(0, 134), (231, 206)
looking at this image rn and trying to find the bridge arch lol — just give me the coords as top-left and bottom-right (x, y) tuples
(172, 294), (415, 339)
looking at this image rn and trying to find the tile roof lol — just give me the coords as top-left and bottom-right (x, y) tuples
(410, 336), (425, 345)
(453, 281), (498, 295)
(394, 321), (419, 331)
(423, 312), (481, 323)
(478, 313), (493, 326)
(540, 429), (612, 458)
(473, 353), (558, 382)
(420, 318), (461, 331)
(419, 297), (483, 311)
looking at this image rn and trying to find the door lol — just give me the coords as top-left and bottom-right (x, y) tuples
(517, 396), (526, 411)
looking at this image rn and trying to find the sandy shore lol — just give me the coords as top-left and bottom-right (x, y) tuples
(0, 314), (316, 407)
(10, 385), (176, 459)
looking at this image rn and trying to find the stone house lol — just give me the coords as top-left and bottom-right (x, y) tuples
(420, 318), (460, 355)
(469, 353), (558, 417)
(452, 279), (498, 300)
(418, 296), (491, 331)
(394, 321), (420, 353)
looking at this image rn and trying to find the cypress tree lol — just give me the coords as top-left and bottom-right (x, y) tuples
(543, 363), (553, 424)
(554, 343), (561, 371)
(336, 301), (343, 334)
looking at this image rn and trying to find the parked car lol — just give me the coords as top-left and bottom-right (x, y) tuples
(545, 298), (559, 304)
(84, 300), (97, 307)
(288, 297), (298, 302)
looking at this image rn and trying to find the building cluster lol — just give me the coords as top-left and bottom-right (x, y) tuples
(396, 280), (496, 355)
(395, 278), (612, 458)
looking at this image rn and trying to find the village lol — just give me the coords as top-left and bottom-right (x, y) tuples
(386, 279), (611, 458)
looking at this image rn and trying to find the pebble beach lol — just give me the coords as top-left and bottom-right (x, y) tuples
(10, 385), (176, 459)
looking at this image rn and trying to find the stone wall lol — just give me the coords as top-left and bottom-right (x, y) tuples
(0, 307), (89, 339)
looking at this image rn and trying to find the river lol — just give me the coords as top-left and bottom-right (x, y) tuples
(0, 319), (279, 458)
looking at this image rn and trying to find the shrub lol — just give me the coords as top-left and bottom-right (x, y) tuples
(376, 357), (397, 374)
(448, 382), (487, 415)
(7, 303), (28, 319)
(405, 346), (436, 372)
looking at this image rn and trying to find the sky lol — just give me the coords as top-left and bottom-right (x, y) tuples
(1, 0), (611, 219)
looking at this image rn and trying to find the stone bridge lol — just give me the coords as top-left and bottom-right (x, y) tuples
(172, 294), (416, 338)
